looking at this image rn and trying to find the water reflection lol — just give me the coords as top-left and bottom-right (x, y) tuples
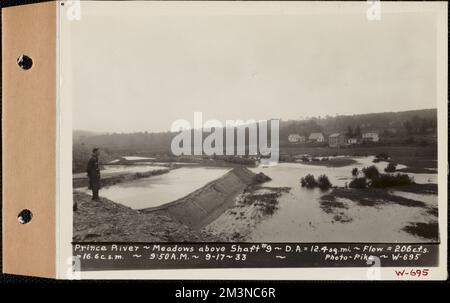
(78, 167), (230, 209)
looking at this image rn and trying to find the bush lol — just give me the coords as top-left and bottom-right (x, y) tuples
(300, 174), (317, 188)
(376, 152), (390, 160)
(384, 162), (397, 173)
(317, 175), (332, 190)
(253, 172), (272, 183)
(371, 173), (414, 188)
(362, 165), (380, 180)
(301, 155), (310, 163)
(349, 177), (367, 188)
(351, 167), (359, 177)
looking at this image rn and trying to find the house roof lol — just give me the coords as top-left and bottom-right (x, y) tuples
(309, 132), (324, 139)
(329, 133), (341, 138)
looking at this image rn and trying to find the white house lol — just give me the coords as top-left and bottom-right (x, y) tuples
(309, 132), (325, 143)
(347, 138), (359, 145)
(288, 134), (306, 143)
(329, 133), (346, 147)
(362, 132), (379, 142)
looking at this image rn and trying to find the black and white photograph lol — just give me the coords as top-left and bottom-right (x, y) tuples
(3, 0), (449, 284)
(61, 1), (447, 276)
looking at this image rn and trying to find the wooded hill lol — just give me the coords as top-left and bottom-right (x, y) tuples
(73, 108), (437, 172)
(75, 108), (436, 148)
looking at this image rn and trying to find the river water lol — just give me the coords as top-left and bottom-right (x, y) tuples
(75, 156), (438, 242)
(82, 167), (231, 209)
(247, 156), (438, 242)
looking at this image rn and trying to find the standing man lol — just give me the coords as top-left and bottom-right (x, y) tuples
(87, 148), (101, 201)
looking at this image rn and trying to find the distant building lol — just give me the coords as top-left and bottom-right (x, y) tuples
(329, 133), (347, 147)
(362, 132), (379, 142)
(288, 134), (306, 143)
(309, 132), (325, 143)
(347, 138), (359, 145)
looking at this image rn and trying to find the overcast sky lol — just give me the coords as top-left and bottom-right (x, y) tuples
(69, 2), (437, 133)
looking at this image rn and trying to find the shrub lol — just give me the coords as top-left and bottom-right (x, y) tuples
(351, 167), (359, 177)
(384, 162), (397, 173)
(300, 174), (317, 188)
(252, 172), (272, 183)
(349, 177), (367, 188)
(362, 165), (380, 180)
(317, 174), (332, 190)
(371, 173), (414, 188)
(376, 152), (390, 160)
(301, 155), (310, 163)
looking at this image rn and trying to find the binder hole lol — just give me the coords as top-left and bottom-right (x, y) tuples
(18, 209), (33, 224)
(17, 54), (33, 70)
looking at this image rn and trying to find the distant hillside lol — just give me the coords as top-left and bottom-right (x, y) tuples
(74, 131), (175, 153)
(280, 108), (437, 142)
(73, 108), (437, 170)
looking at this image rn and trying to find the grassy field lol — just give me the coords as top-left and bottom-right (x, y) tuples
(73, 143), (437, 174)
(280, 144), (437, 172)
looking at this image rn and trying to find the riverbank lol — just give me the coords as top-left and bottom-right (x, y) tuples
(74, 167), (277, 241)
(319, 184), (438, 240)
(73, 192), (220, 242)
(204, 186), (291, 241)
(73, 168), (170, 188)
(73, 153), (439, 243)
(321, 184), (438, 208)
(141, 167), (271, 229)
(280, 144), (436, 173)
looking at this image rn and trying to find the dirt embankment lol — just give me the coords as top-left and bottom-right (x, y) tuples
(74, 167), (272, 241)
(204, 186), (291, 241)
(73, 192), (219, 242)
(140, 167), (263, 230)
